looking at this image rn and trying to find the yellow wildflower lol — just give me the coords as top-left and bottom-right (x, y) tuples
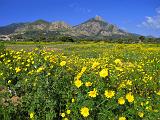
(126, 80), (132, 85)
(47, 73), (51, 76)
(126, 92), (134, 103)
(114, 59), (122, 65)
(60, 61), (66, 66)
(141, 102), (144, 106)
(66, 110), (71, 114)
(30, 112), (34, 119)
(15, 67), (21, 73)
(119, 116), (126, 120)
(88, 88), (98, 98)
(37, 67), (44, 73)
(118, 82), (126, 89)
(72, 98), (75, 103)
(99, 68), (108, 78)
(8, 80), (12, 84)
(80, 107), (89, 117)
(118, 97), (125, 105)
(91, 62), (100, 69)
(104, 90), (115, 98)
(85, 82), (92, 87)
(74, 79), (83, 88)
(32, 61), (34, 64)
(146, 101), (149, 105)
(76, 73), (83, 80)
(61, 113), (65, 117)
(138, 112), (144, 118)
(81, 67), (87, 73)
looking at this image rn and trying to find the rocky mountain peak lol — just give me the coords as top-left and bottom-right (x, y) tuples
(73, 16), (127, 37)
(94, 15), (103, 21)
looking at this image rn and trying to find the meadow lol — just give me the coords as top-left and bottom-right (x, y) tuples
(0, 42), (160, 120)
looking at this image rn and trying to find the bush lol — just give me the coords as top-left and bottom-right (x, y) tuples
(0, 42), (6, 52)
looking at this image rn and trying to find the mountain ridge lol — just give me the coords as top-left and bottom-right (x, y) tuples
(0, 16), (139, 39)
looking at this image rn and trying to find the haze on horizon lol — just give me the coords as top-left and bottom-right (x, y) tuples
(0, 0), (160, 37)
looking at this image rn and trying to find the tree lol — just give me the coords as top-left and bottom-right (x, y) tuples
(139, 36), (145, 43)
(60, 36), (74, 42)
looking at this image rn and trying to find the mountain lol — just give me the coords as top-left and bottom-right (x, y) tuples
(15, 19), (50, 32)
(0, 16), (138, 40)
(0, 23), (27, 35)
(73, 16), (128, 37)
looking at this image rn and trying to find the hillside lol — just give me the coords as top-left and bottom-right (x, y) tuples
(0, 16), (138, 40)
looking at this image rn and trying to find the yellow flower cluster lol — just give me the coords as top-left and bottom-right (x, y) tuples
(1, 42), (159, 120)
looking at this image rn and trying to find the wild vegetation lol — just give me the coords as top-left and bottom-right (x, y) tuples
(0, 42), (160, 120)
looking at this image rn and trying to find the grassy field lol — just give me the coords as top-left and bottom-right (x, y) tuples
(0, 42), (160, 120)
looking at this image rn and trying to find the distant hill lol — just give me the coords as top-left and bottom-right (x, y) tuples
(0, 16), (140, 39)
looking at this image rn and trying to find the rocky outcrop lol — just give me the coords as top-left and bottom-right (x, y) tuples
(49, 21), (71, 30)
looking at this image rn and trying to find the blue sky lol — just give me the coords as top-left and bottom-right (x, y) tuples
(0, 0), (160, 37)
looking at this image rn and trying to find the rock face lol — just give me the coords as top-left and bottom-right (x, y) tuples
(49, 21), (71, 30)
(0, 16), (131, 39)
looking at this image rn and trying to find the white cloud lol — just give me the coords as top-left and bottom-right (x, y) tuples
(138, 7), (160, 30)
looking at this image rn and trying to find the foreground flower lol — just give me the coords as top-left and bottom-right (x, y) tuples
(85, 82), (92, 87)
(71, 98), (75, 103)
(138, 112), (144, 118)
(118, 97), (125, 105)
(80, 107), (89, 117)
(61, 113), (65, 117)
(30, 112), (34, 119)
(74, 79), (83, 88)
(66, 110), (71, 114)
(119, 116), (126, 120)
(81, 67), (87, 73)
(104, 90), (115, 98)
(8, 80), (12, 84)
(37, 67), (44, 73)
(126, 92), (134, 103)
(126, 80), (132, 86)
(88, 88), (98, 97)
(91, 62), (100, 69)
(114, 59), (122, 65)
(60, 61), (66, 66)
(99, 68), (108, 78)
(76, 73), (83, 80)
(15, 67), (21, 73)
